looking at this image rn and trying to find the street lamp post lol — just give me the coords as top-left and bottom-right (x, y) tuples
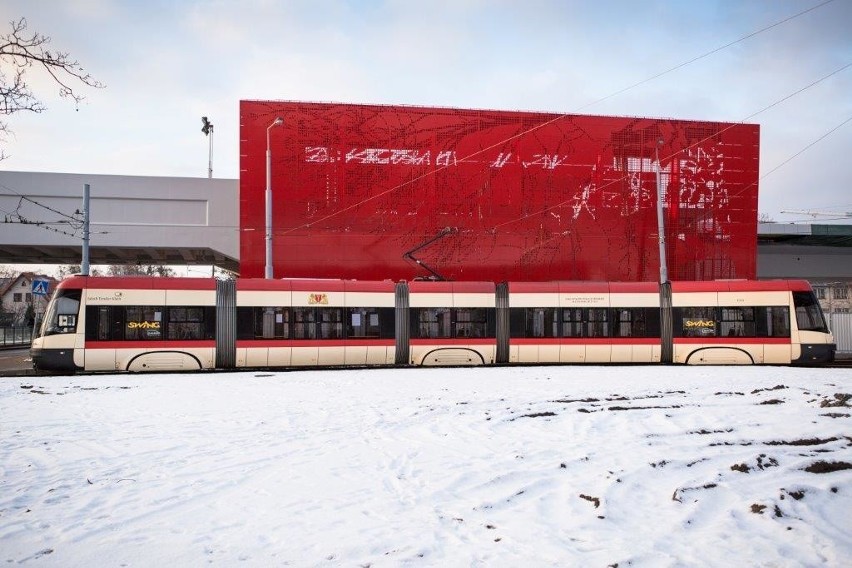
(655, 139), (673, 365)
(265, 117), (284, 279)
(655, 140), (668, 284)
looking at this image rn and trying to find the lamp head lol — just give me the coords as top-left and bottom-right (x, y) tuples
(201, 116), (213, 136)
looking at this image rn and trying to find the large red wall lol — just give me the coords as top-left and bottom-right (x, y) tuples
(240, 100), (759, 281)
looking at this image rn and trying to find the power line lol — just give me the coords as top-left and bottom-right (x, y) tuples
(760, 115), (852, 180)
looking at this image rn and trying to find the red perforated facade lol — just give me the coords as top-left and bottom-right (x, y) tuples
(239, 100), (759, 281)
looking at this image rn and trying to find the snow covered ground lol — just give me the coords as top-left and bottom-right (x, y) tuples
(1, 365), (850, 566)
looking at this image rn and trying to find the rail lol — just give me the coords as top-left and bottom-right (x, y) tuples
(0, 326), (33, 347)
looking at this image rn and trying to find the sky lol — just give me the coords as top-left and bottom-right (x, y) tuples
(2, 365), (850, 565)
(0, 0), (850, 223)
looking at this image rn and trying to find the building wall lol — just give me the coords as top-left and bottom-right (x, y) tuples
(810, 281), (852, 314)
(0, 170), (238, 266)
(240, 100), (759, 282)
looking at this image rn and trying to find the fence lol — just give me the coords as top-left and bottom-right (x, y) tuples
(0, 326), (33, 347)
(830, 313), (852, 355)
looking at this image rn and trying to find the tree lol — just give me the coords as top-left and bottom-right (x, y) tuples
(1, 17), (104, 159)
(0, 264), (15, 279)
(107, 264), (176, 277)
(55, 264), (81, 279)
(56, 264), (105, 278)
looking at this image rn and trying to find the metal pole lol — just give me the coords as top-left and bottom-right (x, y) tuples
(265, 141), (273, 279)
(82, 183), (90, 276)
(208, 125), (214, 179)
(655, 143), (668, 284)
(265, 117), (283, 279)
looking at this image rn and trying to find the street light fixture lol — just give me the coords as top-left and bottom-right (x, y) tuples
(265, 117), (284, 279)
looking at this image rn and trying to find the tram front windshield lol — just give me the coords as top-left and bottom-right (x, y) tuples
(792, 291), (829, 334)
(38, 289), (81, 337)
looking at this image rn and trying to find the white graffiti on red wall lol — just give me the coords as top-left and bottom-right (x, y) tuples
(306, 147), (573, 171)
(304, 144), (732, 224)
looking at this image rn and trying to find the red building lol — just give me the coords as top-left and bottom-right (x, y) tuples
(240, 100), (758, 282)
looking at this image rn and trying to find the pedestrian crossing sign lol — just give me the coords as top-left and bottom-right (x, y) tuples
(32, 279), (49, 296)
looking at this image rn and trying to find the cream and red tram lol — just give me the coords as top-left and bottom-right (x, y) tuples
(31, 276), (835, 373)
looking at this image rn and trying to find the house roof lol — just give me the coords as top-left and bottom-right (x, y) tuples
(0, 272), (58, 298)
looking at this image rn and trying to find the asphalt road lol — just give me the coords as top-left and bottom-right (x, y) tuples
(0, 348), (34, 376)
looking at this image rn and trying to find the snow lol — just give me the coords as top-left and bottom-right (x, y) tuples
(1, 365), (850, 566)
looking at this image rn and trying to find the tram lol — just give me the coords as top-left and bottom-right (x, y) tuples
(30, 276), (835, 373)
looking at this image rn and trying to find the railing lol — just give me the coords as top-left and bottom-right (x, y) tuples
(0, 326), (33, 347)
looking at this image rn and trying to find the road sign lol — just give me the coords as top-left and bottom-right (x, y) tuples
(32, 279), (49, 296)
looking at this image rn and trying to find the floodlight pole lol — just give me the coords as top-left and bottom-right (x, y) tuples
(201, 116), (214, 179)
(265, 117), (284, 279)
(655, 141), (668, 284)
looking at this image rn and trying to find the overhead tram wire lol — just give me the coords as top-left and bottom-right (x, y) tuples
(759, 115), (852, 181)
(0, 181), (81, 222)
(275, 0), (837, 238)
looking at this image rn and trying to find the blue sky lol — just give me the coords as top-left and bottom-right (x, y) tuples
(1, 0), (850, 222)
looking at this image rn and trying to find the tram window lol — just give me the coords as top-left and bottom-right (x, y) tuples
(347, 307), (395, 339)
(124, 306), (163, 340)
(236, 307), (254, 340)
(251, 307), (289, 339)
(614, 309), (632, 337)
(85, 306), (113, 340)
(348, 307), (376, 337)
(610, 308), (660, 338)
(455, 308), (490, 338)
(755, 306), (790, 338)
(509, 308), (527, 338)
(293, 307), (317, 339)
(413, 308), (452, 339)
(167, 306), (212, 340)
(525, 308), (559, 338)
(720, 307), (756, 337)
(675, 307), (717, 337)
(318, 308), (344, 339)
(562, 309), (584, 337)
(793, 292), (829, 333)
(586, 308), (609, 338)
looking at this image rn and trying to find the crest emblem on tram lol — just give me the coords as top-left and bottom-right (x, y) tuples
(308, 293), (329, 305)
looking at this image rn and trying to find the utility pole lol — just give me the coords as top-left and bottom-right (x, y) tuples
(81, 183), (90, 276)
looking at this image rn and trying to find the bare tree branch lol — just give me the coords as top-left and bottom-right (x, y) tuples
(0, 17), (104, 159)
